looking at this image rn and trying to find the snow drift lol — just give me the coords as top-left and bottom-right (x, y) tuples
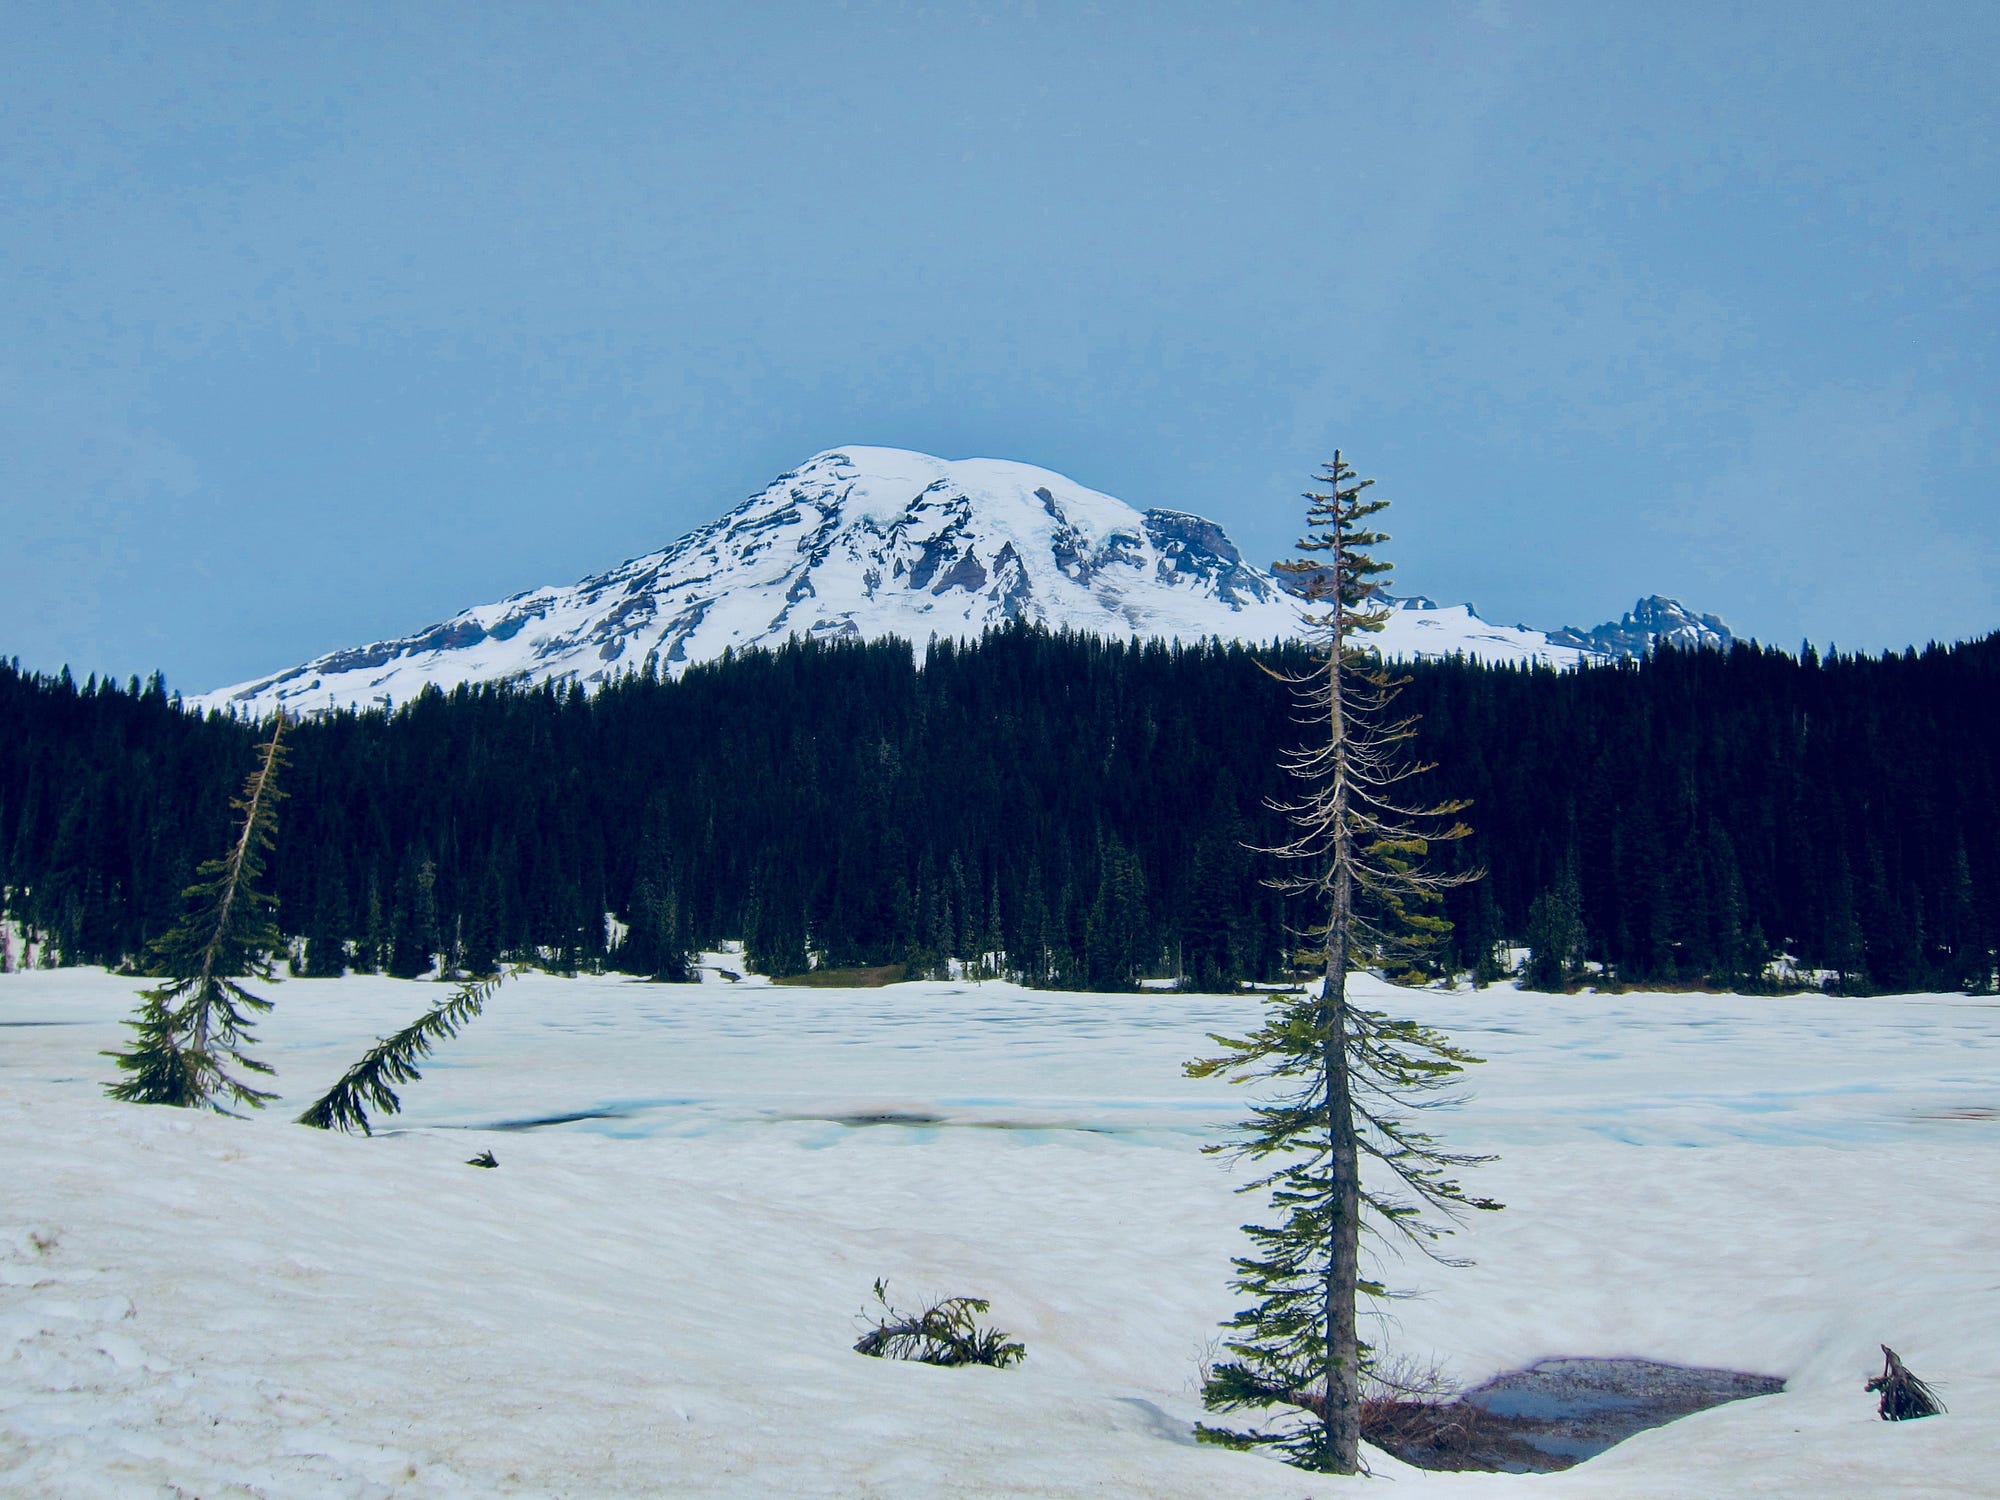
(3, 969), (1993, 1496)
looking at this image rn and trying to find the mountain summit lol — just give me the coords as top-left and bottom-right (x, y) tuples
(195, 447), (1731, 714)
(1548, 596), (1736, 659)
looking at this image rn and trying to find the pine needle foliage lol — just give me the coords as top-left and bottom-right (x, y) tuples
(1187, 453), (1499, 1473)
(104, 717), (289, 1112)
(852, 1279), (1026, 1368)
(296, 969), (509, 1134)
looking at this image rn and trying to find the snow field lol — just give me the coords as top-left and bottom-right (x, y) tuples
(4, 969), (1997, 1497)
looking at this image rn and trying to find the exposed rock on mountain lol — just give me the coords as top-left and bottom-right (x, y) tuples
(1547, 596), (1736, 660)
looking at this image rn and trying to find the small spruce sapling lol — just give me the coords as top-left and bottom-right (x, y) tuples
(104, 717), (289, 1111)
(296, 970), (510, 1134)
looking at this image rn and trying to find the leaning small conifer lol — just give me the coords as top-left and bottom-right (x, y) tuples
(104, 716), (288, 1112)
(296, 969), (509, 1134)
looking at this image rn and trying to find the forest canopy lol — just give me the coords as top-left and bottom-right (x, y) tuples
(1, 626), (1995, 994)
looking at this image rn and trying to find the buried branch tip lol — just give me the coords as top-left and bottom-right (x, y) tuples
(1866, 1345), (1944, 1421)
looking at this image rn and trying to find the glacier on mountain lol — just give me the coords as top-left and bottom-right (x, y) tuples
(192, 447), (1728, 715)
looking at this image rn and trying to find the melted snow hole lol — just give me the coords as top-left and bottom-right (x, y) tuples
(1372, 1357), (1785, 1473)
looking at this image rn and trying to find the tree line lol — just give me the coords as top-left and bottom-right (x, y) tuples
(1, 625), (1995, 993)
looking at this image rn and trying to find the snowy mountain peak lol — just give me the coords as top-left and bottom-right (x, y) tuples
(197, 448), (1303, 715)
(193, 448), (1736, 715)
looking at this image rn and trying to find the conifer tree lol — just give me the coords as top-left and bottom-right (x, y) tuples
(1084, 835), (1148, 989)
(302, 866), (350, 978)
(1187, 453), (1497, 1473)
(362, 874), (388, 974)
(387, 850), (439, 978)
(103, 717), (289, 1112)
(1523, 863), (1586, 991)
(620, 872), (692, 981)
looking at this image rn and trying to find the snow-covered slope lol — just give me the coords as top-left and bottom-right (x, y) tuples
(1369, 595), (1597, 669)
(4, 969), (1996, 1496)
(194, 448), (1730, 714)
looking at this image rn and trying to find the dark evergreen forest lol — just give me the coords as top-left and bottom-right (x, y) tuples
(2, 625), (1996, 994)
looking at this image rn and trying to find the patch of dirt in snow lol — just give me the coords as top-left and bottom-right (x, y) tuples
(1367, 1357), (1785, 1473)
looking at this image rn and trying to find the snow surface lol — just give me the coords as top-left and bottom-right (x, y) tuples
(191, 449), (1617, 716)
(1369, 598), (1591, 672)
(7, 969), (1994, 1496)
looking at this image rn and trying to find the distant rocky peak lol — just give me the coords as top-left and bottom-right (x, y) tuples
(1269, 568), (1734, 665)
(1548, 596), (1736, 660)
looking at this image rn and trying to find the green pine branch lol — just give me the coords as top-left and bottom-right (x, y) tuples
(296, 970), (509, 1134)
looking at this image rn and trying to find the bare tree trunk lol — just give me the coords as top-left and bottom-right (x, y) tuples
(1323, 951), (1363, 1469)
(189, 716), (285, 1055)
(1321, 484), (1363, 1472)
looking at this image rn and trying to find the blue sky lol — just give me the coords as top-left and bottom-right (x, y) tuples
(4, 1), (1995, 691)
